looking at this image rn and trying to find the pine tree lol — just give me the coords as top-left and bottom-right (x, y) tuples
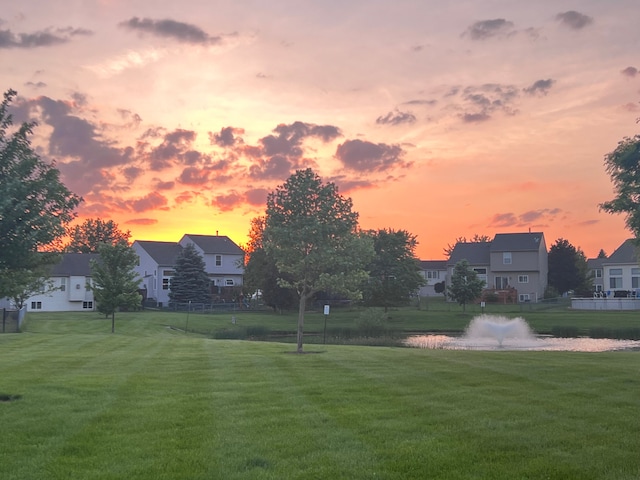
(168, 244), (211, 305)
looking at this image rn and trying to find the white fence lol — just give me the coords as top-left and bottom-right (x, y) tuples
(571, 298), (640, 310)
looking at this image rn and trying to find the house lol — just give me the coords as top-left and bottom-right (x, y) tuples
(601, 239), (640, 297)
(586, 257), (605, 294)
(447, 232), (548, 303)
(418, 260), (448, 297)
(23, 253), (99, 312)
(132, 234), (244, 306)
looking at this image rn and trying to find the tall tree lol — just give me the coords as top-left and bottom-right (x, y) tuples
(443, 234), (490, 257)
(264, 168), (374, 353)
(447, 260), (485, 311)
(0, 89), (81, 297)
(597, 249), (607, 259)
(168, 243), (211, 305)
(363, 229), (425, 311)
(66, 218), (130, 253)
(242, 216), (297, 312)
(600, 134), (640, 241)
(547, 238), (591, 296)
(90, 243), (142, 333)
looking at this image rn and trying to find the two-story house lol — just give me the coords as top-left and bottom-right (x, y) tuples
(23, 253), (99, 312)
(418, 260), (448, 297)
(133, 234), (244, 306)
(447, 232), (548, 303)
(601, 239), (640, 297)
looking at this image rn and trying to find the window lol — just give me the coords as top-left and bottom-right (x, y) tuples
(609, 268), (623, 289)
(518, 275), (529, 283)
(519, 294), (530, 302)
(82, 301), (93, 309)
(503, 252), (512, 265)
(60, 278), (66, 292)
(215, 255), (222, 267)
(495, 276), (509, 289)
(426, 271), (439, 279)
(595, 269), (602, 278)
(632, 268), (640, 289)
(163, 270), (175, 276)
(225, 279), (234, 286)
(31, 301), (42, 310)
(473, 268), (487, 284)
(162, 278), (170, 290)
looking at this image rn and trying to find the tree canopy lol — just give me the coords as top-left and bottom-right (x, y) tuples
(168, 243), (211, 305)
(600, 134), (640, 241)
(362, 228), (425, 311)
(90, 243), (142, 333)
(0, 89), (81, 297)
(66, 218), (130, 253)
(447, 260), (485, 311)
(443, 234), (490, 257)
(547, 238), (591, 296)
(264, 168), (374, 352)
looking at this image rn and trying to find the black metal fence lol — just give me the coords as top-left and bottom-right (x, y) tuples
(1, 306), (26, 333)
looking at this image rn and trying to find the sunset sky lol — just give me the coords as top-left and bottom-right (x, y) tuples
(2, 1), (639, 259)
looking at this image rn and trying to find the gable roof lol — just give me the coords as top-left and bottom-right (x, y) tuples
(51, 253), (100, 276)
(182, 234), (244, 255)
(490, 232), (545, 252)
(587, 257), (606, 270)
(605, 239), (639, 265)
(134, 240), (183, 265)
(420, 260), (447, 270)
(448, 242), (490, 265)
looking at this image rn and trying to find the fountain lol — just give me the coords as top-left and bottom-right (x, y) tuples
(405, 314), (640, 352)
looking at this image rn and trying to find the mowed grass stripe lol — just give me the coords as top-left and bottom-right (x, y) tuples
(1, 317), (639, 479)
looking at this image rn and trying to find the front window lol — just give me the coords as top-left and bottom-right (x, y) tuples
(82, 301), (93, 309)
(518, 275), (529, 283)
(426, 271), (439, 279)
(31, 301), (42, 310)
(215, 255), (222, 267)
(225, 279), (234, 286)
(503, 252), (512, 265)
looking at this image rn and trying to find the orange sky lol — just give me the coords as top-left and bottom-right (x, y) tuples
(2, 1), (639, 259)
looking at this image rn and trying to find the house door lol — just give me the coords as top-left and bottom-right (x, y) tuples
(495, 276), (509, 289)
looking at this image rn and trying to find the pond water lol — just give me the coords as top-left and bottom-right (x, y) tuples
(405, 314), (640, 352)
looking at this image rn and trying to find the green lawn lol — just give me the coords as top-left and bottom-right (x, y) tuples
(0, 312), (638, 479)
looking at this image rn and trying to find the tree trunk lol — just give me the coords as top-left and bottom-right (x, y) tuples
(111, 312), (115, 333)
(296, 294), (306, 353)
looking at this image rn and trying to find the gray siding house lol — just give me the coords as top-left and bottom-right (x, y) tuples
(133, 234), (244, 306)
(418, 260), (447, 297)
(447, 232), (548, 303)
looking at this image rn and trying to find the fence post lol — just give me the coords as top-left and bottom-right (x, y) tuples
(2, 308), (5, 333)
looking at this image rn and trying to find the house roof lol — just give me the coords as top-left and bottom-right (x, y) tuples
(420, 260), (447, 270)
(605, 239), (639, 265)
(490, 232), (545, 252)
(182, 234), (244, 255)
(51, 253), (100, 276)
(587, 257), (606, 269)
(134, 240), (183, 265)
(448, 242), (490, 266)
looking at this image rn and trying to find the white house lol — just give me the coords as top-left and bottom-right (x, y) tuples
(418, 260), (447, 297)
(133, 234), (244, 306)
(601, 239), (640, 296)
(24, 253), (99, 312)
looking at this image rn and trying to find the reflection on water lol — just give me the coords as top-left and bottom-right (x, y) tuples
(405, 335), (640, 352)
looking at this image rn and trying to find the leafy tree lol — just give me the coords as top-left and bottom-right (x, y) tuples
(434, 281), (446, 296)
(6, 253), (60, 308)
(168, 243), (211, 305)
(66, 218), (130, 253)
(547, 238), (592, 296)
(362, 228), (425, 311)
(443, 234), (490, 257)
(597, 249), (607, 259)
(263, 168), (374, 353)
(242, 216), (297, 312)
(600, 134), (640, 241)
(447, 260), (485, 311)
(90, 243), (142, 333)
(0, 89), (81, 297)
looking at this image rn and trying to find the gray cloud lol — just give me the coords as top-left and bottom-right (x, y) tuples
(489, 208), (562, 227)
(376, 110), (416, 126)
(458, 84), (519, 122)
(210, 126), (244, 147)
(335, 139), (406, 172)
(463, 19), (515, 40)
(621, 66), (638, 78)
(403, 99), (437, 106)
(24, 81), (47, 89)
(0, 26), (92, 49)
(119, 17), (221, 44)
(555, 11), (593, 30)
(523, 79), (555, 96)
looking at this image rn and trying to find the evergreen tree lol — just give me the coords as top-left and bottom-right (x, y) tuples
(169, 244), (211, 305)
(548, 238), (591, 296)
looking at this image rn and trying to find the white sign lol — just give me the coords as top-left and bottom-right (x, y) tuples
(323, 305), (330, 315)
